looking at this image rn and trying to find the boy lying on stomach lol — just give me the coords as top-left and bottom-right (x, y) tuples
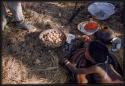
(60, 41), (123, 83)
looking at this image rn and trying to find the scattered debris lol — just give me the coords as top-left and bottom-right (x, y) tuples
(2, 1), (123, 84)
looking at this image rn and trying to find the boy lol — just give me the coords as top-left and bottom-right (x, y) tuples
(60, 41), (123, 83)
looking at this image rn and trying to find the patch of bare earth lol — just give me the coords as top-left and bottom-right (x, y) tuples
(2, 1), (123, 84)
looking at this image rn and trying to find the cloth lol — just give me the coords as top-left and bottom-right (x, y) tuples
(88, 2), (115, 20)
(1, 2), (7, 30)
(66, 34), (76, 44)
(2, 1), (24, 22)
(7, 1), (24, 21)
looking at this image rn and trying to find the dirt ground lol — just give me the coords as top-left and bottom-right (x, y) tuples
(2, 1), (124, 84)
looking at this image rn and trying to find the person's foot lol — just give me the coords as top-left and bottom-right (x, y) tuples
(15, 21), (37, 32)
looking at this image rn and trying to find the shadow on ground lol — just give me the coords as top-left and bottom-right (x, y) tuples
(2, 1), (124, 84)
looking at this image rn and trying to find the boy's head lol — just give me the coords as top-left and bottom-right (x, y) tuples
(88, 40), (109, 63)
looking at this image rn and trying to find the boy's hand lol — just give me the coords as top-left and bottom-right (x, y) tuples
(82, 35), (92, 42)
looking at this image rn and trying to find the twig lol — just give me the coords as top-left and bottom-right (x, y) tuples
(29, 66), (59, 71)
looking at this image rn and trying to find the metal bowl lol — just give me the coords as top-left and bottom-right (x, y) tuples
(77, 21), (100, 35)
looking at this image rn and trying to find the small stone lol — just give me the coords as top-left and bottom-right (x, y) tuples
(35, 59), (41, 65)
(48, 50), (51, 53)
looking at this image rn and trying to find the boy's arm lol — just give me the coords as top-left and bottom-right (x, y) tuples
(64, 59), (124, 83)
(64, 59), (97, 74)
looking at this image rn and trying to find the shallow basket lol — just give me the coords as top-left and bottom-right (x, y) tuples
(39, 29), (66, 48)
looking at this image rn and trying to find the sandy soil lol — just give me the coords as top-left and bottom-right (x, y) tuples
(2, 1), (124, 84)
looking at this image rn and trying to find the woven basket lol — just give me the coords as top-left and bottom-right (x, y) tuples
(39, 29), (66, 48)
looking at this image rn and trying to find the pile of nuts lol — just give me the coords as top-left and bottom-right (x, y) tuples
(39, 29), (65, 48)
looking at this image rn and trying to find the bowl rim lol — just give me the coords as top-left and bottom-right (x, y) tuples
(78, 21), (100, 35)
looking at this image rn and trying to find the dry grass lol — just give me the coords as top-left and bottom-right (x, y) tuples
(2, 1), (123, 84)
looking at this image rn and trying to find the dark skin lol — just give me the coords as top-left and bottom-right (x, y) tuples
(62, 49), (123, 83)
(60, 33), (123, 83)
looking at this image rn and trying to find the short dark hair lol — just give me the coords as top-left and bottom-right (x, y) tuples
(88, 40), (109, 63)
